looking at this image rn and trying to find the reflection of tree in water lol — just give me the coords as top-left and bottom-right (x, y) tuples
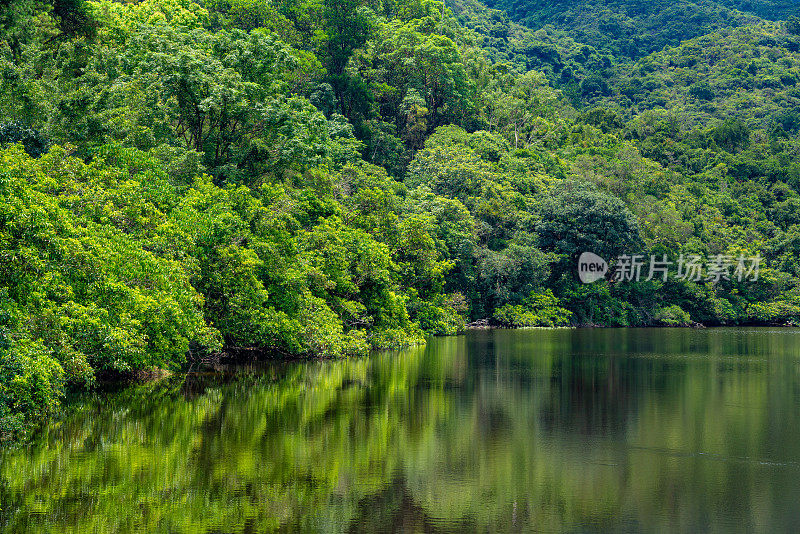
(464, 328), (656, 436)
(480, 328), (775, 438)
(542, 355), (684, 436)
(541, 328), (777, 438)
(2, 330), (799, 532)
(347, 475), (476, 533)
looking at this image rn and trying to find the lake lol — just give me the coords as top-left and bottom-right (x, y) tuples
(2, 328), (800, 532)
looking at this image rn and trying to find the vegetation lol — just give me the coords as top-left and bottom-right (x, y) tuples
(1, 0), (800, 438)
(475, 0), (792, 61)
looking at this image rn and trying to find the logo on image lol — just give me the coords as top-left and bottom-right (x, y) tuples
(577, 252), (761, 284)
(578, 252), (608, 284)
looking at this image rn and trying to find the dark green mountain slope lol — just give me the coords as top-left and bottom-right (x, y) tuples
(608, 21), (800, 126)
(448, 0), (596, 72)
(474, 0), (797, 59)
(719, 0), (800, 19)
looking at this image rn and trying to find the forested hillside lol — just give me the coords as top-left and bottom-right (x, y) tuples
(477, 0), (798, 59)
(2, 0), (800, 440)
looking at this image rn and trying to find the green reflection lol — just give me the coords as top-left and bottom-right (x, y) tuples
(2, 329), (800, 532)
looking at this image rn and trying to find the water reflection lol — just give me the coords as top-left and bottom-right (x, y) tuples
(2, 328), (800, 532)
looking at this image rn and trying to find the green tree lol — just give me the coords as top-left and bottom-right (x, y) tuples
(536, 181), (642, 274)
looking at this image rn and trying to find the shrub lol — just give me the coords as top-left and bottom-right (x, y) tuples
(0, 122), (49, 158)
(411, 293), (467, 336)
(0, 338), (64, 442)
(787, 16), (800, 36)
(653, 305), (692, 327)
(688, 83), (715, 101)
(493, 290), (572, 327)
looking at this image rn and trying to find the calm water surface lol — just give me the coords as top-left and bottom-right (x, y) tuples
(3, 328), (800, 532)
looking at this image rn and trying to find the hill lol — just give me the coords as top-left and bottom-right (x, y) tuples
(474, 0), (799, 60)
(1, 0), (800, 439)
(608, 22), (800, 127)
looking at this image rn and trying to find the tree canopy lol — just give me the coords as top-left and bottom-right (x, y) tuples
(2, 0), (800, 440)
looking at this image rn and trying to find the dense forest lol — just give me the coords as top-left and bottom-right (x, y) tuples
(1, 0), (800, 440)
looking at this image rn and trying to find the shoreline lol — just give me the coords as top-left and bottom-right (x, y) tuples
(464, 322), (800, 330)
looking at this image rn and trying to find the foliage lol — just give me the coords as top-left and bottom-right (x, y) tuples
(477, 0), (761, 61)
(536, 181), (642, 267)
(653, 304), (693, 326)
(492, 289), (572, 327)
(610, 23), (800, 127)
(0, 122), (49, 158)
(0, 338), (64, 442)
(4, 0), (800, 439)
(0, 145), (219, 375)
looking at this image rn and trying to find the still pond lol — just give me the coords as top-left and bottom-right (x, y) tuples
(2, 328), (800, 532)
